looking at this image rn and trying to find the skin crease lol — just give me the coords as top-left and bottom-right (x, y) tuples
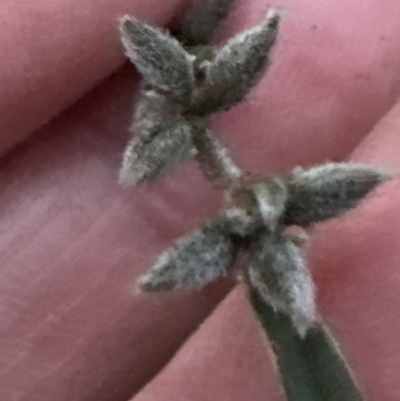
(0, 0), (186, 155)
(1, 0), (400, 401)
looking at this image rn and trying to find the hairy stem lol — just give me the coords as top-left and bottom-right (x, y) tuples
(193, 127), (243, 187)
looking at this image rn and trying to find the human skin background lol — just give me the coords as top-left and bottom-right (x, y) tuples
(1, 0), (400, 400)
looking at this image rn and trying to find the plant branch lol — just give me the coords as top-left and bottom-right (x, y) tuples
(193, 127), (243, 188)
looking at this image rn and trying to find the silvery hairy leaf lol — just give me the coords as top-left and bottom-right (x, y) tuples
(249, 229), (316, 335)
(119, 119), (196, 185)
(138, 219), (234, 291)
(283, 163), (391, 226)
(119, 16), (195, 100)
(223, 206), (258, 237)
(130, 87), (183, 137)
(252, 177), (288, 227)
(180, 0), (237, 46)
(188, 9), (280, 116)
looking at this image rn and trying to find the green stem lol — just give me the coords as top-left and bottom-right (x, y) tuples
(249, 291), (365, 401)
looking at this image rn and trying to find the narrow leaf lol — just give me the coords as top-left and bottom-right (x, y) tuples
(138, 219), (234, 291)
(119, 119), (195, 185)
(252, 177), (288, 227)
(179, 0), (237, 46)
(188, 9), (280, 115)
(131, 87), (182, 138)
(120, 16), (195, 100)
(249, 230), (316, 335)
(283, 163), (391, 226)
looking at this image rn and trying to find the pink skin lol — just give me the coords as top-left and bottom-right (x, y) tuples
(1, 0), (400, 400)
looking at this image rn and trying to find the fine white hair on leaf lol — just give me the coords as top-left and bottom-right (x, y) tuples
(118, 8), (282, 187)
(138, 219), (234, 291)
(189, 8), (280, 115)
(283, 162), (392, 225)
(249, 229), (316, 336)
(253, 177), (288, 227)
(223, 207), (257, 237)
(119, 119), (196, 186)
(130, 88), (182, 138)
(119, 15), (195, 100)
(180, 0), (238, 46)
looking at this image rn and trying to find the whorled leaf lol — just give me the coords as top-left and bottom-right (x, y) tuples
(119, 15), (195, 100)
(283, 163), (391, 226)
(130, 87), (183, 138)
(179, 0), (238, 46)
(138, 219), (234, 291)
(188, 9), (280, 115)
(252, 177), (288, 227)
(223, 206), (258, 237)
(119, 119), (196, 185)
(249, 229), (316, 335)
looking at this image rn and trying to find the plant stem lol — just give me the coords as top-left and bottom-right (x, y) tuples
(193, 117), (366, 401)
(250, 290), (365, 401)
(193, 127), (242, 188)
